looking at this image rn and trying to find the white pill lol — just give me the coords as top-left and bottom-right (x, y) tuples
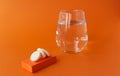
(30, 51), (41, 62)
(37, 48), (46, 58)
(37, 48), (50, 57)
(41, 48), (51, 56)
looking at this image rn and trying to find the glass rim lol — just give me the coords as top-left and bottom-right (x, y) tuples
(59, 9), (85, 13)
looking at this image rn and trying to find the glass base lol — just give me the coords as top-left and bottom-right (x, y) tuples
(63, 48), (83, 54)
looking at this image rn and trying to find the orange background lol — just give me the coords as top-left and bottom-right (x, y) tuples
(0, 0), (120, 76)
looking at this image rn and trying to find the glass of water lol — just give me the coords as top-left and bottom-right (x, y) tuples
(56, 10), (88, 53)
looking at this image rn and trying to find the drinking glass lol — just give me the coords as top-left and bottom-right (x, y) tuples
(56, 10), (88, 53)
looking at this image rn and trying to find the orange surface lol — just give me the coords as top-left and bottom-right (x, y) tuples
(21, 56), (56, 73)
(0, 0), (120, 76)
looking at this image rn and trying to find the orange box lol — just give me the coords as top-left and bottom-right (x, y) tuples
(21, 56), (57, 73)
